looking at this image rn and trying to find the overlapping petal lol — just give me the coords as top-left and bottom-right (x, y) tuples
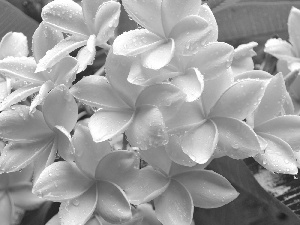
(264, 38), (298, 62)
(288, 7), (300, 57)
(173, 170), (239, 208)
(82, 0), (107, 32)
(0, 32), (28, 59)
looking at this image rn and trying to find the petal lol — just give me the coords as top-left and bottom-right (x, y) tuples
(173, 170), (239, 208)
(154, 179), (193, 225)
(76, 35), (96, 73)
(255, 133), (298, 175)
(255, 115), (300, 151)
(254, 73), (286, 126)
(0, 173), (9, 189)
(8, 165), (33, 185)
(0, 57), (45, 83)
(198, 4), (218, 42)
(51, 56), (78, 86)
(73, 124), (111, 178)
(135, 83), (186, 121)
(141, 39), (175, 70)
(0, 105), (51, 142)
(169, 16), (212, 55)
(43, 85), (78, 132)
(105, 51), (143, 108)
(29, 81), (54, 113)
(124, 166), (170, 205)
(126, 105), (168, 150)
(59, 184), (97, 225)
(139, 146), (172, 175)
(213, 117), (261, 159)
(32, 22), (63, 62)
(0, 32), (28, 59)
(113, 29), (164, 56)
(0, 137), (54, 173)
(168, 161), (212, 177)
(181, 119), (218, 164)
(97, 181), (132, 224)
(0, 193), (12, 225)
(35, 37), (86, 73)
(10, 185), (44, 210)
(89, 108), (134, 142)
(95, 151), (138, 188)
(122, 0), (164, 36)
(70, 75), (129, 109)
(264, 38), (298, 61)
(0, 83), (41, 111)
(0, 79), (9, 102)
(33, 161), (94, 201)
(161, 0), (203, 36)
(171, 67), (204, 102)
(187, 42), (234, 80)
(82, 0), (106, 32)
(54, 126), (75, 162)
(209, 79), (265, 120)
(288, 7), (300, 57)
(95, 1), (121, 44)
(41, 0), (90, 37)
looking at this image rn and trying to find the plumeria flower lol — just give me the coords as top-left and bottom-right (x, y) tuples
(128, 41), (234, 102)
(113, 1), (217, 70)
(0, 84), (78, 181)
(265, 7), (300, 113)
(165, 76), (266, 164)
(0, 163), (44, 225)
(123, 146), (238, 225)
(235, 72), (300, 174)
(70, 51), (186, 150)
(0, 32), (29, 102)
(33, 123), (141, 225)
(0, 23), (78, 112)
(36, 0), (121, 73)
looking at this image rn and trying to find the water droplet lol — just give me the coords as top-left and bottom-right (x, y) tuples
(72, 199), (80, 206)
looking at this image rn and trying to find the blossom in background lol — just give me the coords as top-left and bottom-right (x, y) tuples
(0, 23), (78, 112)
(36, 0), (121, 73)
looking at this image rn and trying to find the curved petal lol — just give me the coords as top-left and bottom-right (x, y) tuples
(264, 38), (297, 61)
(161, 0), (203, 36)
(97, 181), (132, 224)
(76, 35), (96, 73)
(122, 0), (164, 36)
(95, 1), (121, 44)
(0, 105), (51, 142)
(73, 124), (111, 179)
(33, 161), (94, 201)
(0, 57), (44, 83)
(0, 137), (54, 173)
(0, 173), (9, 189)
(154, 179), (193, 225)
(209, 79), (265, 120)
(70, 75), (129, 109)
(0, 32), (28, 59)
(254, 73), (286, 126)
(169, 16), (212, 55)
(124, 166), (170, 205)
(7, 165), (33, 185)
(181, 119), (218, 164)
(113, 29), (163, 56)
(54, 126), (75, 162)
(187, 42), (234, 80)
(59, 184), (97, 225)
(10, 185), (44, 210)
(0, 84), (41, 111)
(82, 0), (106, 32)
(32, 22), (63, 62)
(41, 0), (90, 38)
(171, 67), (204, 102)
(255, 115), (300, 151)
(141, 39), (175, 70)
(43, 85), (78, 132)
(89, 108), (134, 142)
(173, 170), (239, 208)
(51, 56), (78, 86)
(0, 193), (12, 225)
(198, 4), (218, 42)
(126, 105), (168, 150)
(288, 7), (300, 57)
(165, 134), (197, 167)
(213, 117), (261, 159)
(35, 37), (86, 73)
(95, 151), (138, 188)
(29, 81), (54, 113)
(255, 133), (298, 175)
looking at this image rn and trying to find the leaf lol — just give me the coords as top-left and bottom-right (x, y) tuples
(194, 157), (300, 225)
(0, 0), (38, 49)
(209, 0), (300, 45)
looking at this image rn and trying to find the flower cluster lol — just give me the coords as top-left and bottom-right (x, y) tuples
(0, 1), (300, 225)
